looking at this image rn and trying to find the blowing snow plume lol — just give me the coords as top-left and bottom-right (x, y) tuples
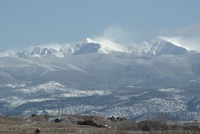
(159, 36), (200, 52)
(159, 23), (200, 52)
(90, 25), (136, 53)
(93, 25), (136, 45)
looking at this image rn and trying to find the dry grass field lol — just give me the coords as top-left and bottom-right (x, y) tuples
(0, 115), (199, 134)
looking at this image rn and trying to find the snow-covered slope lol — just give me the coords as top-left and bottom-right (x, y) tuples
(126, 38), (188, 56)
(16, 46), (60, 58)
(0, 38), (189, 58)
(0, 51), (17, 57)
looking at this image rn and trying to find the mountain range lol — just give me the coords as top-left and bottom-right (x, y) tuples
(0, 38), (189, 57)
(0, 38), (200, 121)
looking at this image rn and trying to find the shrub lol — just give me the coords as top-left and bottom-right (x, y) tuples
(54, 118), (61, 123)
(141, 124), (151, 132)
(77, 120), (100, 127)
(35, 128), (40, 133)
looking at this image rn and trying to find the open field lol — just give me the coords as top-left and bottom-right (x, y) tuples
(0, 115), (200, 134)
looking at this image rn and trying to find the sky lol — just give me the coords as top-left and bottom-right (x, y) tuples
(0, 0), (200, 52)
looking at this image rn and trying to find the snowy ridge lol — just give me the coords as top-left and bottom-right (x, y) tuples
(0, 38), (189, 58)
(15, 81), (111, 97)
(16, 46), (58, 58)
(16, 81), (65, 94)
(126, 38), (188, 56)
(94, 38), (129, 54)
(0, 51), (17, 57)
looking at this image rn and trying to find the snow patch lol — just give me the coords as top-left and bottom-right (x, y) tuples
(6, 83), (26, 88)
(0, 96), (56, 108)
(16, 81), (65, 94)
(52, 89), (111, 98)
(158, 88), (184, 93)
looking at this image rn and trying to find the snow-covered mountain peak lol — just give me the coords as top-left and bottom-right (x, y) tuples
(0, 51), (17, 57)
(60, 38), (129, 55)
(141, 38), (189, 55)
(157, 37), (192, 51)
(82, 38), (97, 44)
(60, 39), (101, 56)
(158, 39), (188, 54)
(0, 38), (191, 58)
(15, 46), (60, 58)
(38, 44), (62, 51)
(150, 37), (169, 43)
(93, 38), (130, 54)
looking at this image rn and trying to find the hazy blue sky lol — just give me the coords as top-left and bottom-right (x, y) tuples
(0, 0), (200, 51)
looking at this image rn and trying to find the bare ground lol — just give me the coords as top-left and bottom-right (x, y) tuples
(0, 115), (199, 134)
